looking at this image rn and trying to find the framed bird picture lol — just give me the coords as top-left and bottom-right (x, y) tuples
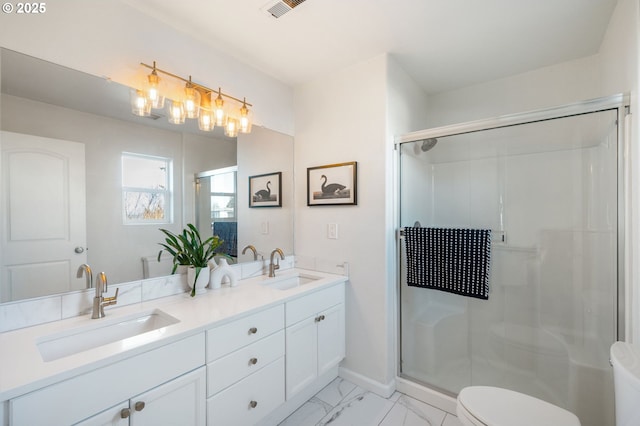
(307, 161), (357, 206)
(249, 171), (282, 208)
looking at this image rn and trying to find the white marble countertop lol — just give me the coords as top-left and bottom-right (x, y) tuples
(0, 268), (347, 401)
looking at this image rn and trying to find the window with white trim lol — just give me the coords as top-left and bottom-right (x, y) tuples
(121, 153), (172, 224)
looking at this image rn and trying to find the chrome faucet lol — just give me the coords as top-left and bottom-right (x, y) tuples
(268, 248), (285, 278)
(242, 244), (259, 261)
(77, 264), (93, 289)
(91, 272), (119, 319)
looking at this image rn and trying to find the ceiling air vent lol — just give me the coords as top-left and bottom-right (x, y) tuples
(262, 0), (307, 19)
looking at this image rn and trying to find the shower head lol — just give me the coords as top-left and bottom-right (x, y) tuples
(420, 138), (438, 151)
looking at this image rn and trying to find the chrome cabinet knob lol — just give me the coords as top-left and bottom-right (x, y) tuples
(135, 401), (145, 412)
(249, 357), (258, 365)
(249, 400), (258, 409)
(248, 327), (258, 334)
(120, 408), (131, 419)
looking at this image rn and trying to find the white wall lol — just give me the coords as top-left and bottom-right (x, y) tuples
(294, 54), (429, 393)
(425, 54), (602, 128)
(294, 55), (389, 390)
(0, 0), (294, 135)
(237, 126), (294, 261)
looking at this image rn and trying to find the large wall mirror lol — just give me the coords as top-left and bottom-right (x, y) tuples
(0, 47), (294, 303)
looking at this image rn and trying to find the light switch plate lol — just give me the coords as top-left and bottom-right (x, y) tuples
(328, 223), (338, 239)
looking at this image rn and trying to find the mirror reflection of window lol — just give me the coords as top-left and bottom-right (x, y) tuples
(121, 153), (173, 224)
(211, 171), (236, 220)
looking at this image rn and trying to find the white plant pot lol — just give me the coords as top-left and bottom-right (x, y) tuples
(187, 266), (210, 295)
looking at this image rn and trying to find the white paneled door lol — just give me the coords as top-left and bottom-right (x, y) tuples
(1, 131), (87, 302)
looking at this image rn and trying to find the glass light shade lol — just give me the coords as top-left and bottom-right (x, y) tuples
(198, 110), (215, 131)
(146, 72), (165, 109)
(239, 102), (252, 133)
(213, 91), (227, 127)
(224, 117), (239, 137)
(183, 84), (201, 119)
(168, 100), (186, 124)
(130, 89), (151, 116)
(198, 92), (214, 131)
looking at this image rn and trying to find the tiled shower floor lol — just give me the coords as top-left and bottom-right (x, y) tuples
(278, 378), (463, 426)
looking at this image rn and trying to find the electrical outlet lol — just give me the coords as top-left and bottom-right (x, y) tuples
(327, 223), (338, 239)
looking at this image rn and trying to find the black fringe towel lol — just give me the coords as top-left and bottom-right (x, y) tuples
(404, 227), (491, 300)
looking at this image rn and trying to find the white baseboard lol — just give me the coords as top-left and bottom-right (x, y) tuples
(337, 366), (396, 398)
(395, 376), (457, 414)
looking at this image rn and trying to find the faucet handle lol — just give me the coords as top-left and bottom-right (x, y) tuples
(103, 288), (119, 307)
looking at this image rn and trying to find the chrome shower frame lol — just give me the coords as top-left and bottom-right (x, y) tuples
(394, 93), (631, 389)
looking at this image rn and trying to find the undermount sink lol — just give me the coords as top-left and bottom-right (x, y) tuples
(37, 309), (179, 362)
(261, 272), (322, 291)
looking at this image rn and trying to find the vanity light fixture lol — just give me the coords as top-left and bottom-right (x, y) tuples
(131, 62), (253, 134)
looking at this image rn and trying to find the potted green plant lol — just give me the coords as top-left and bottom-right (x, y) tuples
(157, 223), (225, 297)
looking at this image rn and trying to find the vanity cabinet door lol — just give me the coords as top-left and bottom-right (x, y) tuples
(317, 303), (345, 377)
(285, 316), (318, 399)
(284, 283), (345, 400)
(74, 368), (206, 426)
(130, 367), (206, 426)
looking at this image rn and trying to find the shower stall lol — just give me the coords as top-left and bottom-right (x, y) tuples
(396, 95), (629, 426)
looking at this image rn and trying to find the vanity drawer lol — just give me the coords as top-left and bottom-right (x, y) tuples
(207, 330), (284, 396)
(286, 283), (344, 326)
(207, 357), (285, 426)
(206, 304), (284, 362)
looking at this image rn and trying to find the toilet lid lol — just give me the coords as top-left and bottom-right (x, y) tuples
(457, 386), (581, 426)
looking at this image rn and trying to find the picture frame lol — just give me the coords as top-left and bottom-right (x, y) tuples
(307, 161), (357, 206)
(249, 171), (282, 208)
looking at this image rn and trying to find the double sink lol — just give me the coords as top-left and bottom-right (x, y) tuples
(36, 270), (322, 362)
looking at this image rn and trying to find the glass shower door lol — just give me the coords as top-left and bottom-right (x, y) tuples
(398, 108), (619, 426)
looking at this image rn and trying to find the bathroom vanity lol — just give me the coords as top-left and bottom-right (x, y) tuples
(0, 268), (347, 425)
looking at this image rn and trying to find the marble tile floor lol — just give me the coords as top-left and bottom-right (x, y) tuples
(278, 378), (463, 426)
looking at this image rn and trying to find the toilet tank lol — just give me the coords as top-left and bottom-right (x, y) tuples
(610, 341), (640, 426)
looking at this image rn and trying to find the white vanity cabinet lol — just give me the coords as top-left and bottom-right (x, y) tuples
(285, 283), (345, 399)
(9, 333), (205, 426)
(205, 304), (285, 426)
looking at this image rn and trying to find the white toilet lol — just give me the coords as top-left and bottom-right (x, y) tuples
(456, 386), (580, 426)
(610, 341), (640, 426)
